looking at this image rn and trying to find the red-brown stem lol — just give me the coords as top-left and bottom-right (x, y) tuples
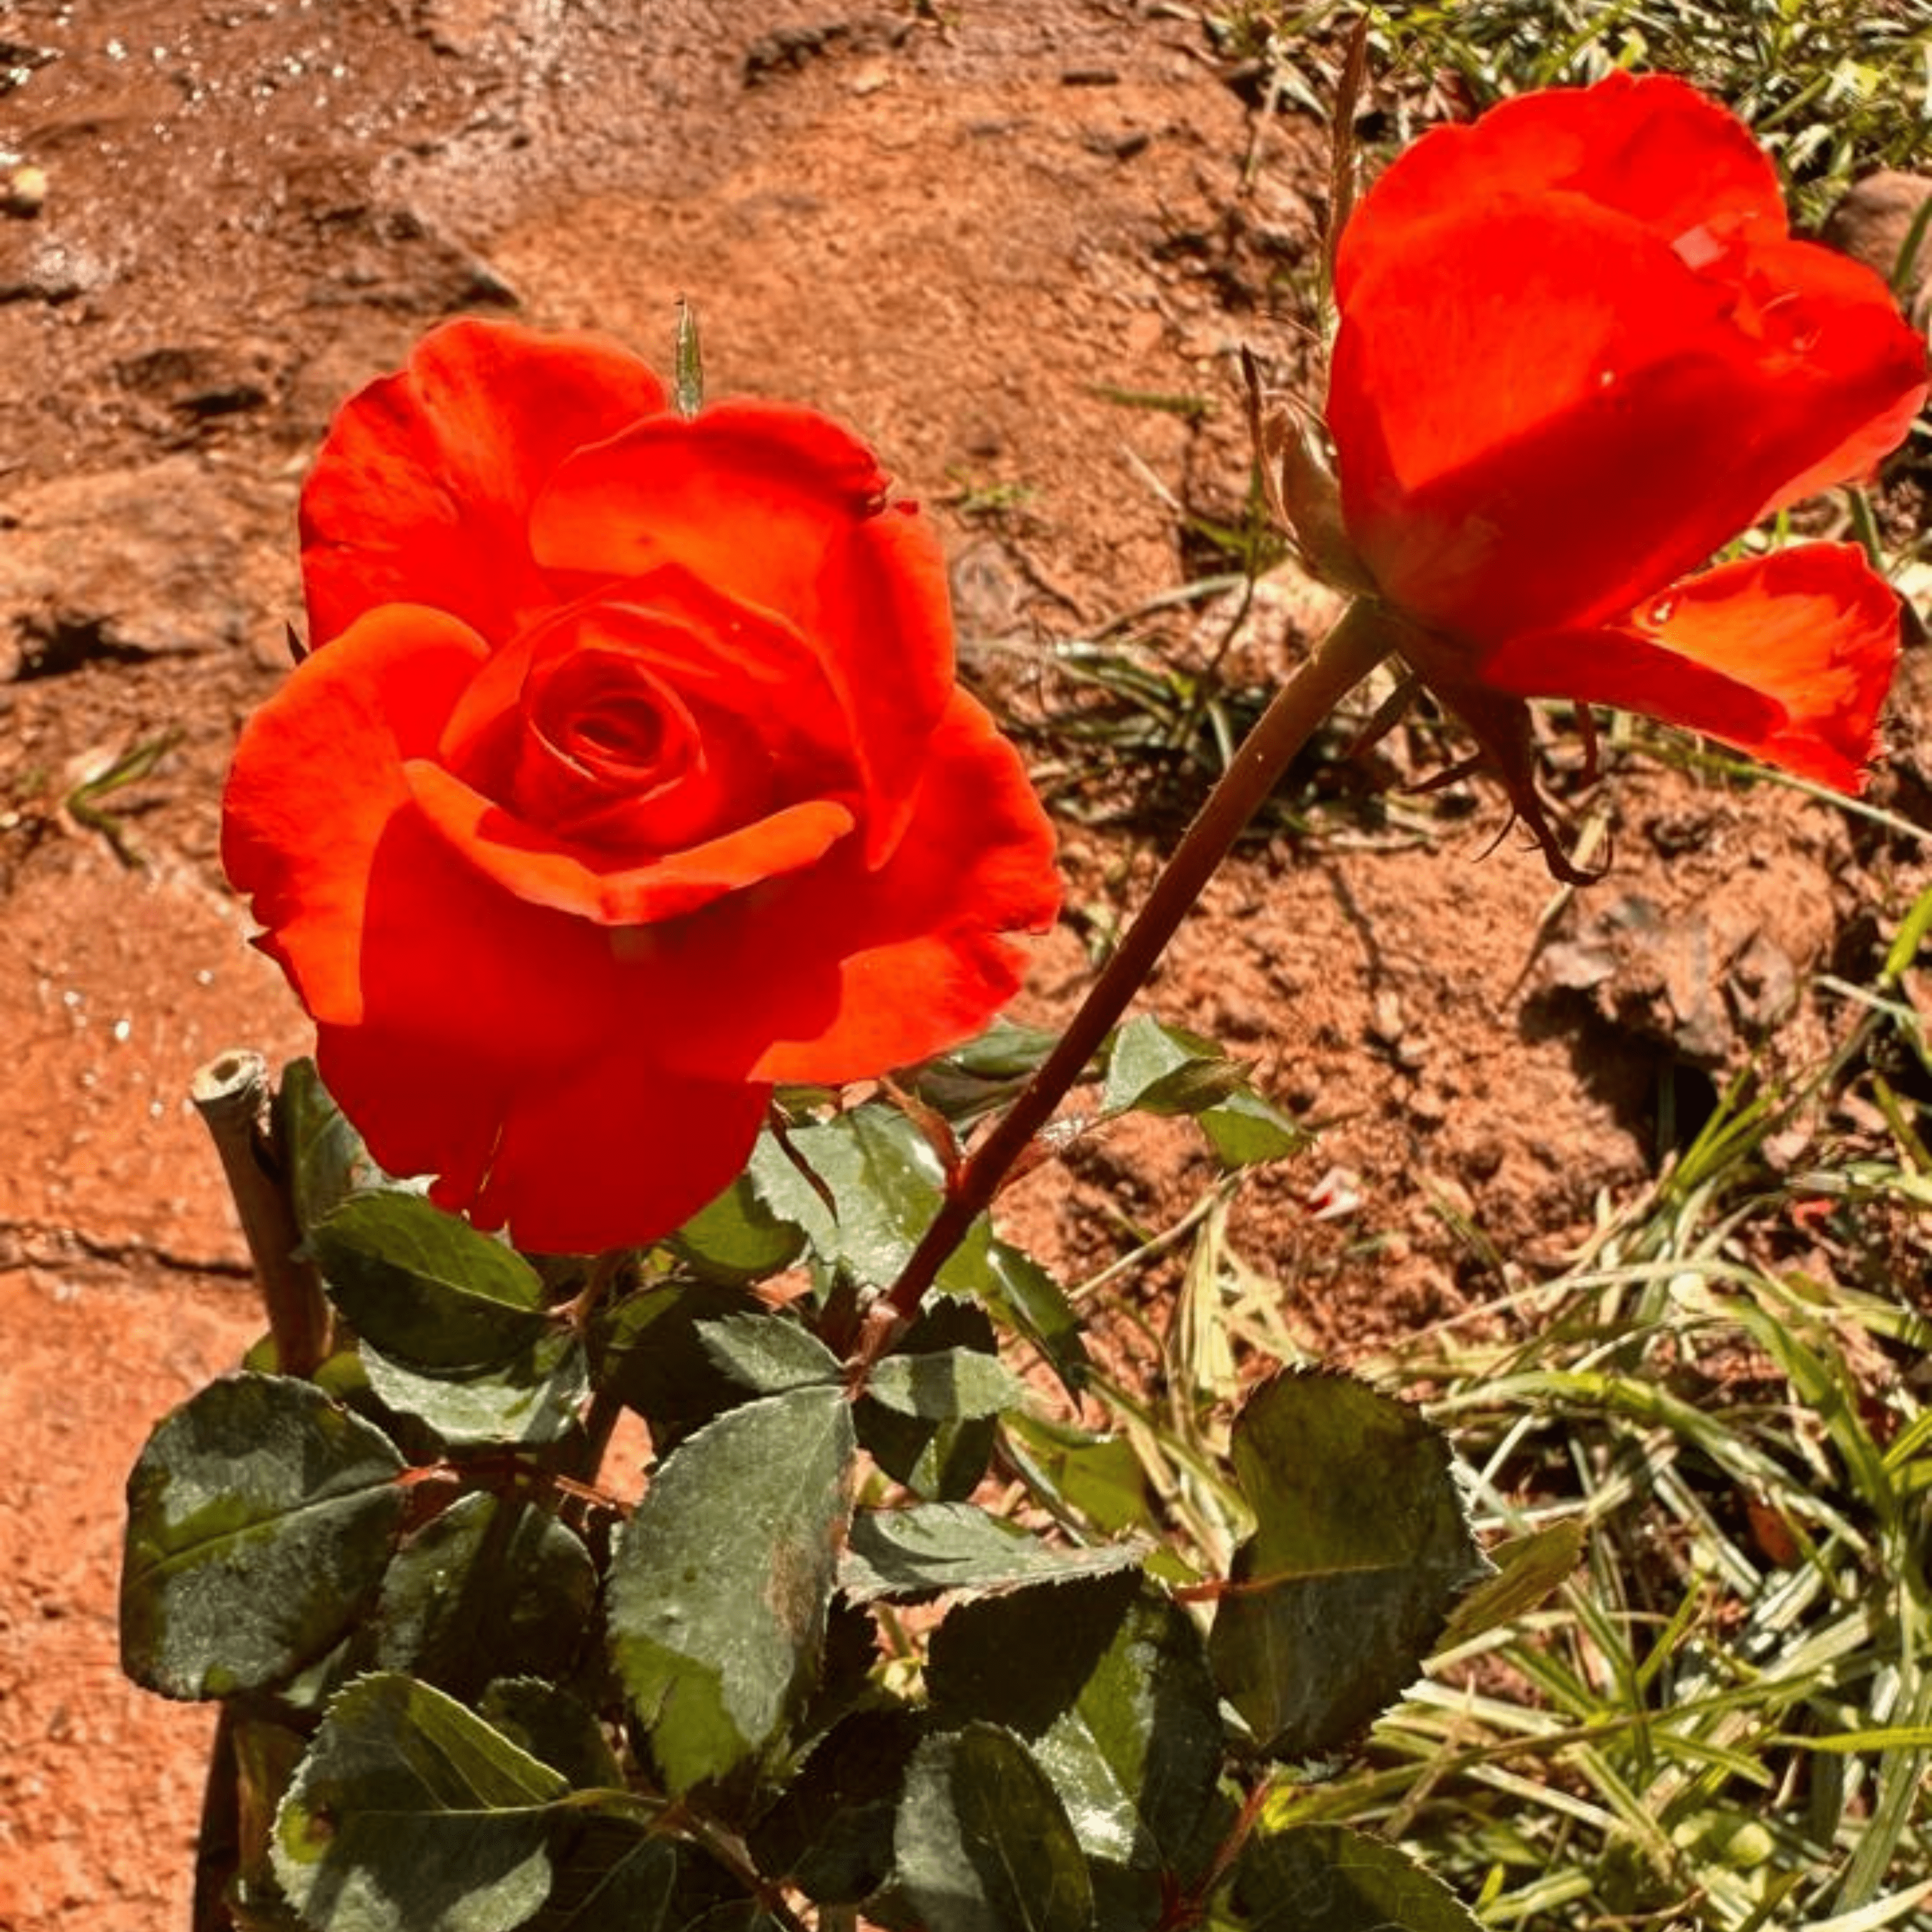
(871, 598), (1392, 1348)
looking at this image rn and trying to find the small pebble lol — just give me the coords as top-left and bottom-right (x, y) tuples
(3, 163), (47, 217)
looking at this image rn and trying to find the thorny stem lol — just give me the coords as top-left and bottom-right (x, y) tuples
(867, 599), (1392, 1355)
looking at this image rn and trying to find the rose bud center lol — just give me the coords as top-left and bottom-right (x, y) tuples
(511, 604), (775, 853)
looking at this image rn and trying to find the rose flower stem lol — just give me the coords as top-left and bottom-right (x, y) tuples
(868, 598), (1392, 1353)
(191, 1049), (331, 1378)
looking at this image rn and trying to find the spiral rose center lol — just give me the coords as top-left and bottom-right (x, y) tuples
(508, 605), (771, 853)
(531, 651), (681, 782)
(567, 689), (667, 767)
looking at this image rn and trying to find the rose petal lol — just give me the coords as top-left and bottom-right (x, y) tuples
(1473, 542), (1901, 792)
(1336, 72), (1784, 306)
(301, 318), (667, 649)
(629, 689), (1061, 1083)
(514, 644), (741, 851)
(315, 1024), (512, 1224)
(222, 605), (491, 1027)
(328, 787), (626, 1070)
(468, 1049), (771, 1256)
(287, 793), (775, 1253)
(530, 407), (955, 851)
(314, 1017), (769, 1255)
(405, 759), (856, 924)
(1719, 233), (1930, 511)
(819, 500), (958, 863)
(530, 399), (891, 609)
(1330, 195), (1925, 644)
(437, 574), (852, 800)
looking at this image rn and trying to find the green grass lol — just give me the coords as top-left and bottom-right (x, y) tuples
(1061, 876), (1932, 1926)
(1212, 0), (1932, 225)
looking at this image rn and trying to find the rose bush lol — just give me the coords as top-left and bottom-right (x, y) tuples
(224, 319), (1060, 1253)
(1320, 71), (1927, 843)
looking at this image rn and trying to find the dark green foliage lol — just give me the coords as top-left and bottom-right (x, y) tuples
(275, 1057), (384, 1235)
(272, 1673), (569, 1932)
(1228, 1823), (1482, 1930)
(927, 1570), (1225, 1926)
(841, 1502), (1147, 1605)
(607, 1385), (856, 1796)
(1208, 1372), (1490, 1760)
(592, 1276), (768, 1446)
(900, 1018), (1062, 1125)
(671, 1168), (807, 1285)
(749, 1708), (927, 1903)
(366, 1495), (597, 1697)
(1101, 1014), (1309, 1167)
(744, 1098), (1095, 1394)
(122, 1049), (1548, 1932)
(359, 1327), (589, 1449)
(856, 1299), (1007, 1500)
(121, 1373), (407, 1700)
(311, 1191), (552, 1370)
(894, 1724), (1096, 1932)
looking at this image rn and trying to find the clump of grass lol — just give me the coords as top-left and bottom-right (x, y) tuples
(1076, 876), (1932, 1926)
(1344, 1103), (1932, 1927)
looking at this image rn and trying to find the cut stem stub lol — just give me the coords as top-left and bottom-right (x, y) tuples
(191, 1049), (330, 1378)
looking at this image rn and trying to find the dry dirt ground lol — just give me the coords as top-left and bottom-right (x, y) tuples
(2, 3), (1927, 1926)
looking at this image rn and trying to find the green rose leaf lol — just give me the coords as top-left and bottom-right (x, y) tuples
(1228, 1823), (1481, 1930)
(793, 1594), (883, 1747)
(1208, 1372), (1488, 1760)
(747, 1706), (926, 1905)
(121, 1373), (406, 1700)
(592, 1278), (762, 1448)
(480, 1678), (624, 1793)
(928, 1568), (1224, 1927)
(753, 1106), (947, 1287)
(671, 1168), (807, 1286)
(973, 1236), (1089, 1397)
(753, 1103), (1090, 1393)
(1197, 1087), (1310, 1168)
(272, 1672), (568, 1932)
(856, 1299), (1003, 1502)
(902, 1016), (1062, 1125)
(275, 1056), (386, 1236)
(362, 1330), (588, 1449)
(608, 1384), (856, 1795)
(697, 1313), (842, 1396)
(1002, 1412), (1152, 1538)
(758, 1106), (914, 1280)
(531, 1818), (766, 1931)
(1101, 1016), (1307, 1168)
(866, 1346), (1026, 1425)
(894, 1722), (1096, 1932)
(1101, 1014), (1244, 1117)
(841, 1502), (1145, 1605)
(370, 1494), (598, 1696)
(311, 1192), (552, 1371)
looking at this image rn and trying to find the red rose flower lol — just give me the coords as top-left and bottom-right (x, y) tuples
(224, 319), (1060, 1253)
(1318, 72), (1927, 868)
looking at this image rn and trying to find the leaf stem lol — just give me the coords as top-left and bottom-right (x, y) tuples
(870, 598), (1390, 1348)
